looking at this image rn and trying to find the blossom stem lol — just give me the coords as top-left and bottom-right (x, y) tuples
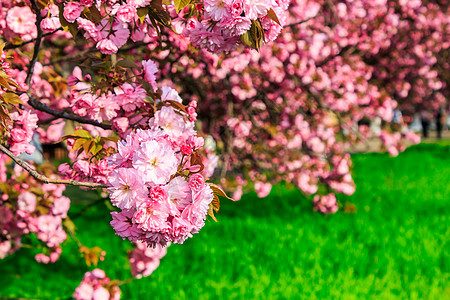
(0, 143), (108, 188)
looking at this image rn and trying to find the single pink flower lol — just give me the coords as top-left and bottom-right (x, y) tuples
(64, 2), (83, 23)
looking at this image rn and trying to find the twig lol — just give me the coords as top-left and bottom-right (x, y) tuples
(25, 0), (44, 87)
(4, 28), (63, 50)
(27, 96), (112, 130)
(325, 0), (340, 26)
(116, 276), (137, 286)
(0, 143), (108, 188)
(285, 17), (315, 28)
(317, 45), (356, 67)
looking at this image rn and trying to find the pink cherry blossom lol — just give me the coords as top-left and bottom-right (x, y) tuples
(132, 140), (178, 185)
(142, 60), (159, 92)
(63, 2), (83, 23)
(6, 6), (36, 35)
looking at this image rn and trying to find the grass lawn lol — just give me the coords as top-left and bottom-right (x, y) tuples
(1, 143), (449, 299)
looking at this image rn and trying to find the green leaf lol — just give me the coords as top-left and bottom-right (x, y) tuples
(240, 20), (265, 51)
(63, 218), (77, 234)
(240, 31), (253, 48)
(72, 138), (88, 152)
(91, 143), (103, 156)
(174, 0), (191, 13)
(1, 92), (22, 105)
(72, 129), (92, 139)
(116, 59), (139, 69)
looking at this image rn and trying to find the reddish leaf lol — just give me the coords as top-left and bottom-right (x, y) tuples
(266, 8), (281, 26)
(208, 183), (236, 201)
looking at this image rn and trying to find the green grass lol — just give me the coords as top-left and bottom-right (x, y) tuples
(1, 144), (449, 299)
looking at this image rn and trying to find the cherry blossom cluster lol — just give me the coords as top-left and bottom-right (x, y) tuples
(0, 0), (150, 54)
(108, 105), (215, 247)
(174, 0), (290, 52)
(73, 268), (121, 300)
(128, 241), (168, 279)
(313, 194), (338, 214)
(57, 58), (217, 186)
(0, 160), (69, 263)
(6, 109), (39, 156)
(1, 0), (292, 55)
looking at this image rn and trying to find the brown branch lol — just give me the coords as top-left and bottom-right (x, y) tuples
(285, 17), (315, 28)
(25, 0), (44, 87)
(317, 45), (357, 67)
(27, 96), (112, 130)
(0, 143), (108, 188)
(4, 28), (63, 50)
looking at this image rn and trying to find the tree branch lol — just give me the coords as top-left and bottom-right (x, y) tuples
(0, 144), (108, 189)
(25, 0), (44, 87)
(27, 96), (112, 130)
(285, 17), (314, 28)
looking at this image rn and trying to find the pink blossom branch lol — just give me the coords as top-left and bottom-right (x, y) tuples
(0, 143), (108, 188)
(27, 96), (113, 130)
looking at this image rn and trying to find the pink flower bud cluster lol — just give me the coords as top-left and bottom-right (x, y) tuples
(0, 161), (69, 262)
(378, 130), (406, 157)
(73, 269), (121, 300)
(128, 241), (168, 279)
(59, 155), (114, 187)
(108, 105), (215, 247)
(7, 109), (39, 156)
(313, 194), (338, 214)
(67, 60), (164, 134)
(41, 4), (62, 32)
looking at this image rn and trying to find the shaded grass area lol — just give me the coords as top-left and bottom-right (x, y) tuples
(1, 144), (449, 299)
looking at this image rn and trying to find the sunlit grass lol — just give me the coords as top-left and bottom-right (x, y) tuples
(1, 144), (449, 299)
